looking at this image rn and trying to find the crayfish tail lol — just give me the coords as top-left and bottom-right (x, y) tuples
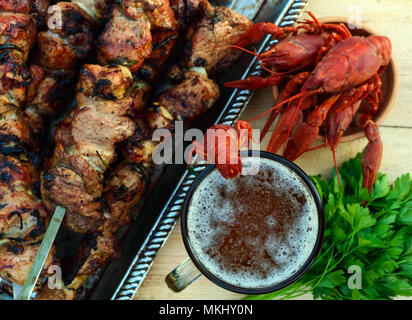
(361, 121), (383, 193)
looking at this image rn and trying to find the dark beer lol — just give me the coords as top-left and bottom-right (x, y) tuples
(186, 157), (319, 289)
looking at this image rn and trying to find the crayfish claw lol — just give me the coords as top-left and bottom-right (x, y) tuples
(361, 120), (383, 193)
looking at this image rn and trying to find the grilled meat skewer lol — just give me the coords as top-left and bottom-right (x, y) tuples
(25, 0), (113, 135)
(0, 0), (57, 290)
(0, 0), (112, 293)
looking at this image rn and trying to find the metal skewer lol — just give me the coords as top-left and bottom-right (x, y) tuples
(16, 206), (66, 300)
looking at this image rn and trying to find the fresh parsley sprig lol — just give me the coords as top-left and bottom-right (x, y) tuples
(245, 154), (412, 300)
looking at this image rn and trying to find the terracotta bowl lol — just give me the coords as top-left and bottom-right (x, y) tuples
(271, 17), (398, 142)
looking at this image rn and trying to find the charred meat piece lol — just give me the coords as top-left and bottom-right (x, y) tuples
(24, 66), (71, 135)
(35, 231), (116, 300)
(77, 63), (133, 100)
(0, 11), (37, 61)
(156, 69), (219, 121)
(37, 2), (94, 70)
(0, 54), (32, 107)
(0, 241), (56, 287)
(102, 162), (146, 232)
(0, 155), (49, 242)
(182, 6), (253, 75)
(0, 0), (50, 28)
(139, 29), (178, 82)
(120, 117), (157, 167)
(122, 0), (177, 30)
(34, 285), (76, 300)
(98, 0), (179, 74)
(72, 0), (113, 24)
(36, 31), (79, 71)
(66, 231), (117, 287)
(169, 0), (208, 29)
(98, 6), (152, 73)
(45, 2), (94, 48)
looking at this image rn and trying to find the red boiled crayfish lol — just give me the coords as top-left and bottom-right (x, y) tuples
(225, 12), (351, 90)
(228, 12), (391, 192)
(188, 121), (252, 179)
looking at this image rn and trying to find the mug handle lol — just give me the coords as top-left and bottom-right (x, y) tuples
(165, 257), (202, 292)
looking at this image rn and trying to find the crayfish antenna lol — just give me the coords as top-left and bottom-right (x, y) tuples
(332, 148), (342, 188)
(260, 108), (282, 142)
(282, 96), (304, 157)
(246, 88), (321, 122)
(230, 45), (260, 57)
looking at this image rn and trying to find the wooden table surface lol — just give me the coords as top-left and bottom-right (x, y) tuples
(134, 0), (412, 300)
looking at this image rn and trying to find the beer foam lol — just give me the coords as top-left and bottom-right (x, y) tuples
(187, 157), (319, 289)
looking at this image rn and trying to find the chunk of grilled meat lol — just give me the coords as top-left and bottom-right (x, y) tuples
(0, 11), (37, 61)
(24, 66), (71, 135)
(0, 8), (37, 106)
(37, 2), (94, 71)
(35, 230), (116, 300)
(98, 0), (178, 73)
(138, 29), (178, 82)
(98, 5), (152, 73)
(0, 0), (49, 28)
(120, 120), (157, 167)
(41, 64), (149, 234)
(36, 0), (113, 72)
(155, 69), (219, 121)
(34, 285), (76, 300)
(0, 53), (32, 107)
(142, 68), (220, 131)
(63, 231), (116, 287)
(0, 241), (56, 286)
(77, 63), (133, 100)
(72, 0), (112, 24)
(102, 162), (146, 232)
(182, 6), (253, 75)
(0, 152), (49, 242)
(122, 0), (176, 30)
(169, 0), (208, 29)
